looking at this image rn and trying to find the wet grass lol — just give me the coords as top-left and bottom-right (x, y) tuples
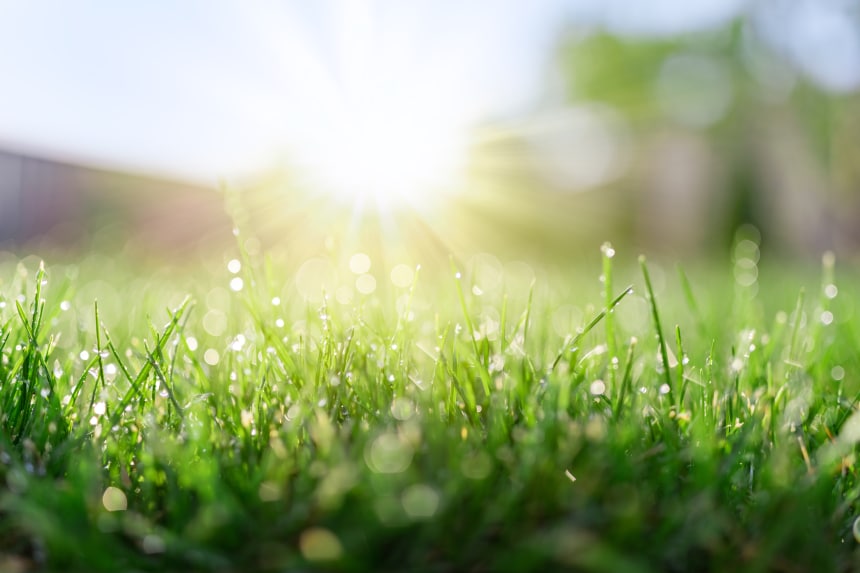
(1, 241), (860, 572)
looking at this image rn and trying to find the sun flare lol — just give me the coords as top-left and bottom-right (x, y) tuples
(275, 1), (480, 212)
(297, 98), (467, 210)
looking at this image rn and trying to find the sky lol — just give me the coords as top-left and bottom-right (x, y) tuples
(0, 1), (565, 183)
(0, 0), (857, 185)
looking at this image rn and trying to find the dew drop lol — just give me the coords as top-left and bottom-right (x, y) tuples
(349, 253), (372, 275)
(102, 486), (128, 512)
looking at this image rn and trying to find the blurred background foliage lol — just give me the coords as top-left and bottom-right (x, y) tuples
(458, 11), (860, 263)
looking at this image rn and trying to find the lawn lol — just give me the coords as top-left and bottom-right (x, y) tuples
(1, 240), (859, 572)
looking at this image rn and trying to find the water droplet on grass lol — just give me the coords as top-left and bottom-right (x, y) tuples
(230, 334), (246, 351)
(240, 409), (253, 428)
(300, 528), (343, 562)
(590, 380), (606, 396)
(366, 433), (413, 474)
(402, 484), (440, 519)
(102, 487), (127, 512)
(349, 253), (371, 274)
(203, 349), (220, 365)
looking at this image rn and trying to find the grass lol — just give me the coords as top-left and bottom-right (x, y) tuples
(1, 239), (860, 572)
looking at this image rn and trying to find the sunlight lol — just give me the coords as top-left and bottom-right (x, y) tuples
(271, 1), (492, 212)
(297, 95), (467, 210)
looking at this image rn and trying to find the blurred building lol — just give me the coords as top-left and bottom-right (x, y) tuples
(0, 149), (233, 255)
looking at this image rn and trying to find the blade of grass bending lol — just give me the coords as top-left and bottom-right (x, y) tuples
(675, 325), (687, 408)
(450, 256), (479, 359)
(639, 256), (673, 394)
(167, 305), (194, 394)
(450, 256), (491, 397)
(113, 296), (192, 419)
(0, 330), (8, 359)
(88, 301), (107, 417)
(601, 243), (618, 387)
(613, 337), (637, 419)
(11, 293), (58, 437)
(787, 288), (805, 364)
(13, 299), (57, 396)
(145, 342), (184, 420)
(66, 354), (101, 416)
(14, 300), (37, 344)
(676, 263), (705, 337)
(551, 285), (633, 372)
(522, 278), (536, 349)
(30, 262), (46, 336)
(104, 330), (136, 393)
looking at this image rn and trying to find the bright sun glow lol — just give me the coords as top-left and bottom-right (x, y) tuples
(298, 96), (466, 209)
(279, 1), (483, 211)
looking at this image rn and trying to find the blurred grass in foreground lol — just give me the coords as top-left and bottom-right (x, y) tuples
(1, 240), (860, 572)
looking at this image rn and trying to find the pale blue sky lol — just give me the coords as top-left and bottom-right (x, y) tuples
(0, 1), (856, 184)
